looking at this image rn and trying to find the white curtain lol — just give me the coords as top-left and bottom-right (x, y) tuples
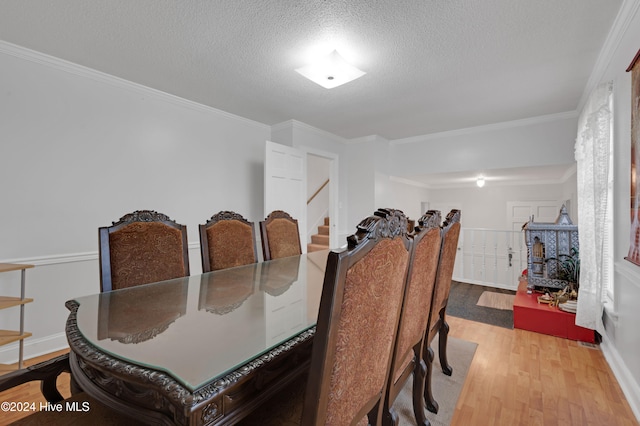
(575, 81), (613, 332)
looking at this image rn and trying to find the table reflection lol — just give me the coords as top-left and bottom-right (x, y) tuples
(198, 267), (256, 315)
(97, 278), (189, 344)
(259, 255), (300, 296)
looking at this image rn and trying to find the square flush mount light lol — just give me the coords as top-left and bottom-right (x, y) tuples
(295, 50), (365, 89)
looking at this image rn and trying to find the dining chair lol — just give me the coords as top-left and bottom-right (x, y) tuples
(238, 208), (413, 426)
(0, 354), (135, 425)
(98, 210), (190, 292)
(259, 210), (302, 261)
(382, 209), (442, 426)
(423, 209), (461, 413)
(199, 210), (257, 272)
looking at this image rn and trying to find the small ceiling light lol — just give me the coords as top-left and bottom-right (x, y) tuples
(476, 177), (486, 188)
(295, 50), (365, 89)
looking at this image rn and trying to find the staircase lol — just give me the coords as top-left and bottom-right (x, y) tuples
(308, 217), (330, 252)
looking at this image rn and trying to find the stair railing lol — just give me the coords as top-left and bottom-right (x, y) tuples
(307, 179), (329, 205)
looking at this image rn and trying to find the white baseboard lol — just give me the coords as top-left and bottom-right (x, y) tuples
(0, 332), (68, 365)
(600, 331), (640, 423)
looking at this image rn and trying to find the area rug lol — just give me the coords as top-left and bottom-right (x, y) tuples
(476, 291), (515, 310)
(447, 281), (515, 329)
(395, 336), (477, 426)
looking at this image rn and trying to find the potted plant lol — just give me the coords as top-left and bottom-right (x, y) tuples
(545, 247), (580, 300)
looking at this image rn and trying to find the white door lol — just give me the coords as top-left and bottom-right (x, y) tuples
(264, 141), (307, 253)
(506, 200), (565, 286)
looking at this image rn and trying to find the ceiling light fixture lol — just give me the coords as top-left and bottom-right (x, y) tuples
(295, 50), (365, 89)
(476, 177), (486, 188)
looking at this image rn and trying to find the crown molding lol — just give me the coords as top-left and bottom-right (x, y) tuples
(389, 176), (431, 189)
(271, 119), (349, 145)
(0, 40), (270, 131)
(390, 111), (578, 145)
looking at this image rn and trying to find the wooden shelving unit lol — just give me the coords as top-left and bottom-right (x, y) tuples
(0, 263), (34, 369)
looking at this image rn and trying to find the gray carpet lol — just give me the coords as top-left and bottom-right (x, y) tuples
(396, 336), (477, 426)
(447, 281), (515, 329)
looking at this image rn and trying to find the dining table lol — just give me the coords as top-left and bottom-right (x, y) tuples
(65, 249), (330, 425)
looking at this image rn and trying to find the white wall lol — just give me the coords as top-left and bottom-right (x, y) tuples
(0, 43), (270, 362)
(386, 178), (431, 221)
(389, 113), (578, 176)
(425, 182), (572, 230)
(345, 137), (377, 233)
(561, 167), (579, 222)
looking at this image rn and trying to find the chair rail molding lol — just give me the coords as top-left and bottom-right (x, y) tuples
(1, 242), (202, 267)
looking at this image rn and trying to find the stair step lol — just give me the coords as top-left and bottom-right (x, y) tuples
(307, 243), (328, 253)
(318, 225), (330, 235)
(324, 217), (330, 226)
(311, 234), (329, 245)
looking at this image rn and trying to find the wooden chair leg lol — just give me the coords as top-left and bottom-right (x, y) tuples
(423, 345), (439, 414)
(413, 358), (431, 426)
(381, 403), (399, 426)
(438, 311), (453, 376)
(368, 399), (385, 426)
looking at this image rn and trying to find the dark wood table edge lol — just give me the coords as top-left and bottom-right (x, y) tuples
(65, 299), (316, 425)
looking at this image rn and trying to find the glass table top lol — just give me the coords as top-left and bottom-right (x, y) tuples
(72, 250), (329, 391)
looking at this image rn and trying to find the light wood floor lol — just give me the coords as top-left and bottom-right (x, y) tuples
(448, 316), (638, 426)
(0, 318), (637, 425)
(0, 349), (71, 425)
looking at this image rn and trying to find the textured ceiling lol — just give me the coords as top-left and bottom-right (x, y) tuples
(0, 0), (622, 141)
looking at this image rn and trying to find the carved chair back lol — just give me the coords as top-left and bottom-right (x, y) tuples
(199, 211), (257, 272)
(423, 209), (461, 413)
(302, 208), (412, 425)
(99, 210), (190, 292)
(259, 210), (302, 261)
(383, 209), (442, 425)
(427, 209), (462, 339)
